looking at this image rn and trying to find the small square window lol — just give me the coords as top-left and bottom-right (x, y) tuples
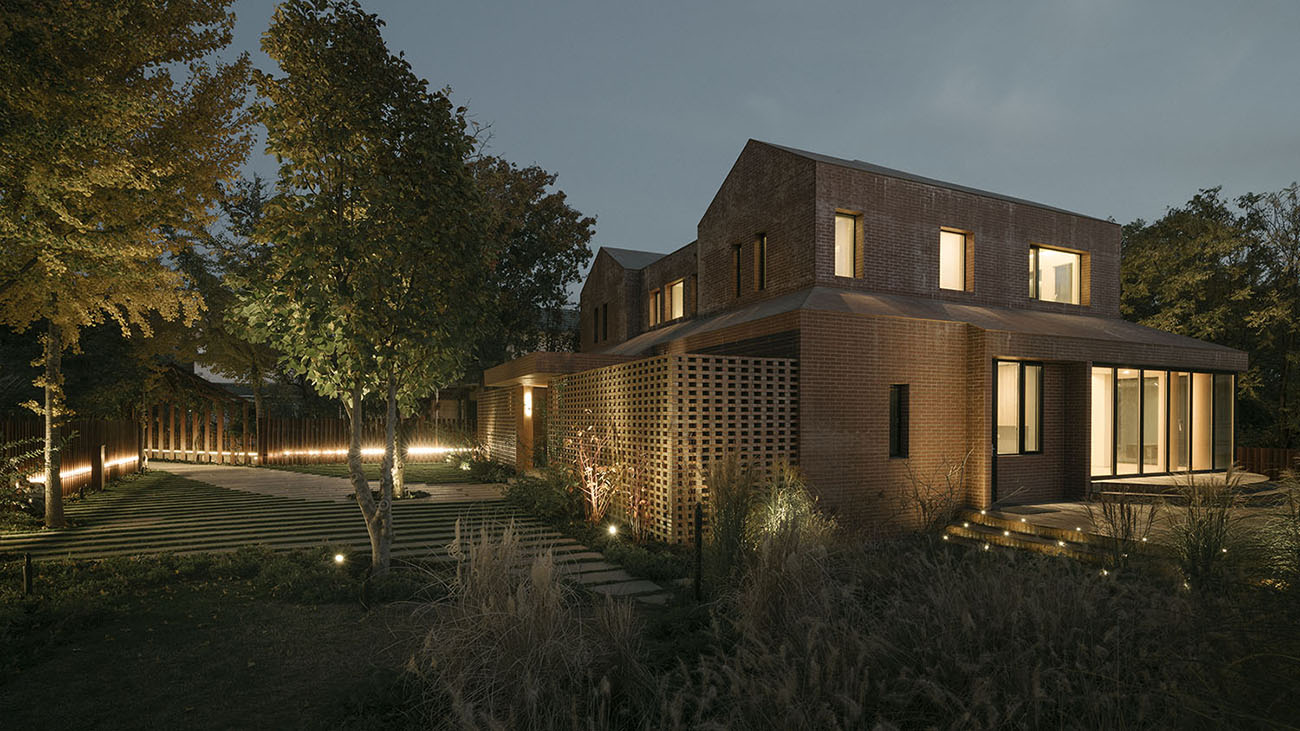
(1029, 245), (1081, 305)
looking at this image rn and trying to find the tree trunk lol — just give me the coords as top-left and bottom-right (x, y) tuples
(346, 381), (390, 576)
(43, 320), (64, 528)
(392, 415), (407, 499)
(252, 375), (265, 460)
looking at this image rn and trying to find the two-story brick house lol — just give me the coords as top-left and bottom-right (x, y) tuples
(480, 140), (1247, 541)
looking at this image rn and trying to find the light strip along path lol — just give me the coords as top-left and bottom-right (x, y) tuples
(1, 462), (665, 602)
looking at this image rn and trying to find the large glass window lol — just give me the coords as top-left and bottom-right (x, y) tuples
(1091, 367), (1114, 476)
(939, 230), (967, 291)
(1143, 370), (1167, 473)
(1116, 368), (1141, 474)
(1170, 372), (1190, 471)
(834, 213), (858, 278)
(667, 279), (684, 320)
(1213, 374), (1234, 469)
(1029, 245), (1081, 305)
(1192, 373), (1213, 470)
(996, 361), (1041, 455)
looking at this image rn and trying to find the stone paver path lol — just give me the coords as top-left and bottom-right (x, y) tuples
(0, 465), (666, 603)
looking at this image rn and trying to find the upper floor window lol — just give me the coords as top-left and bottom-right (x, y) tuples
(834, 212), (859, 277)
(667, 279), (685, 320)
(648, 289), (662, 327)
(1029, 245), (1080, 305)
(732, 244), (742, 298)
(939, 229), (968, 291)
(592, 304), (601, 343)
(601, 303), (609, 342)
(754, 234), (767, 290)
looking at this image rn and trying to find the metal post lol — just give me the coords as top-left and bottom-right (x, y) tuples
(693, 502), (703, 601)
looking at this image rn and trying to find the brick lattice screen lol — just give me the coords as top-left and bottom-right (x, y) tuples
(477, 387), (515, 467)
(543, 353), (799, 543)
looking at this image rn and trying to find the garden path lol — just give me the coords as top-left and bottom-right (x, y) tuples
(1, 465), (667, 603)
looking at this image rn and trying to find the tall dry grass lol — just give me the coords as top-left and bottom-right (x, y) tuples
(1084, 494), (1160, 569)
(1165, 468), (1254, 588)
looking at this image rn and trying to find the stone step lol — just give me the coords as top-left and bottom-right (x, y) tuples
(944, 522), (1101, 563)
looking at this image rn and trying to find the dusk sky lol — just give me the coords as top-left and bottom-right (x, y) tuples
(230, 0), (1300, 269)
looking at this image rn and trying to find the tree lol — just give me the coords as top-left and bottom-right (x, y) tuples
(248, 0), (490, 574)
(471, 157), (595, 370)
(0, 1), (251, 526)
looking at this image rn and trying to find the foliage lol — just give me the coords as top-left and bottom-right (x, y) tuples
(1165, 469), (1254, 588)
(1084, 494), (1160, 569)
(0, 0), (251, 526)
(570, 417), (629, 525)
(1122, 184), (1300, 446)
(248, 0), (491, 573)
(470, 156), (595, 371)
(503, 466), (582, 524)
(1264, 471), (1300, 591)
(900, 448), (972, 532)
(466, 453), (515, 484)
(411, 520), (645, 729)
(703, 455), (760, 583)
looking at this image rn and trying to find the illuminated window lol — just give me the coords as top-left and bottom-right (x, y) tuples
(939, 230), (967, 291)
(996, 361), (1042, 455)
(834, 213), (858, 277)
(754, 235), (767, 290)
(648, 289), (662, 327)
(1029, 245), (1080, 304)
(667, 279), (684, 320)
(889, 385), (909, 458)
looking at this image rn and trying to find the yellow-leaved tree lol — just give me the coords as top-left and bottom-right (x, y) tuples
(0, 1), (251, 527)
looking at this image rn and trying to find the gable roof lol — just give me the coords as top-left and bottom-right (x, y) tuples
(601, 247), (664, 270)
(755, 140), (1112, 224)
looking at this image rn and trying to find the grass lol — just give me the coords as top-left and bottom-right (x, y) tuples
(266, 460), (480, 485)
(0, 548), (435, 730)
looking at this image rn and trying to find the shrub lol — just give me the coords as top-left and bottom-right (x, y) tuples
(1166, 468), (1254, 588)
(411, 520), (645, 729)
(1084, 494), (1160, 569)
(1264, 471), (1300, 591)
(703, 455), (760, 583)
(503, 466), (583, 525)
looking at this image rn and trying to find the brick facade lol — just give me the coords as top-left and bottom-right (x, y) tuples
(481, 139), (1249, 535)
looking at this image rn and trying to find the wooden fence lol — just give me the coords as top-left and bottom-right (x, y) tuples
(2, 418), (141, 497)
(143, 404), (475, 466)
(1235, 446), (1300, 479)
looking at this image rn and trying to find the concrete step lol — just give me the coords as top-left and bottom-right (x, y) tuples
(944, 522), (1101, 563)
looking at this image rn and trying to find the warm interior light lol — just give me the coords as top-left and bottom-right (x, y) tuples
(523, 387), (533, 418)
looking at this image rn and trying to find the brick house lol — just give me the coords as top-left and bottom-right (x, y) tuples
(480, 140), (1247, 542)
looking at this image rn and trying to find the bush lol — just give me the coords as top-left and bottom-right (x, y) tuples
(1264, 472), (1300, 591)
(503, 466), (583, 525)
(1165, 469), (1255, 588)
(703, 455), (760, 583)
(410, 520), (646, 729)
(466, 454), (514, 483)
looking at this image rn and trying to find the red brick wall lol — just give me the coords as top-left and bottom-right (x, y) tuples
(579, 251), (642, 352)
(813, 157), (1123, 318)
(641, 241), (697, 329)
(697, 142), (817, 316)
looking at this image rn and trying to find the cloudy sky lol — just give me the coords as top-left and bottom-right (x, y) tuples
(230, 0), (1300, 263)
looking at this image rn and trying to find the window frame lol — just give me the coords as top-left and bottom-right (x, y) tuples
(754, 234), (767, 291)
(1028, 244), (1082, 305)
(995, 359), (1044, 456)
(938, 228), (969, 292)
(889, 384), (909, 458)
(732, 244), (743, 298)
(834, 211), (860, 278)
(648, 288), (662, 327)
(666, 278), (685, 321)
(600, 303), (608, 342)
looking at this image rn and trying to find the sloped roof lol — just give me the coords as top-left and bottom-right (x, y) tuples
(756, 141), (1110, 224)
(601, 247), (664, 270)
(602, 286), (1245, 367)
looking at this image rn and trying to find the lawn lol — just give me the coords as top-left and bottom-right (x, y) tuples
(267, 460), (481, 484)
(0, 548), (433, 730)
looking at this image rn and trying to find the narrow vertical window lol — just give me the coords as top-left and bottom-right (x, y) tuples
(754, 234), (767, 290)
(1090, 367), (1114, 476)
(834, 213), (857, 278)
(996, 360), (1043, 455)
(889, 384), (909, 458)
(592, 306), (600, 343)
(939, 229), (967, 291)
(600, 303), (608, 342)
(648, 289), (661, 327)
(732, 244), (742, 298)
(1023, 364), (1041, 452)
(996, 362), (1021, 455)
(667, 279), (684, 320)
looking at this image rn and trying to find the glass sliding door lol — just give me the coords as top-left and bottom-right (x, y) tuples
(1142, 370), (1167, 472)
(1213, 374), (1234, 469)
(1192, 373), (1213, 470)
(1169, 372), (1190, 471)
(1116, 368), (1141, 474)
(1091, 367), (1114, 476)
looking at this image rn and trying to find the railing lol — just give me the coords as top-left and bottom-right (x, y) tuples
(1235, 446), (1300, 479)
(2, 418), (141, 497)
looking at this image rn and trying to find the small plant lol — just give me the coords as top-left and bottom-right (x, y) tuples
(1166, 467), (1248, 587)
(568, 415), (629, 525)
(1084, 493), (1160, 569)
(901, 448), (973, 532)
(1264, 471), (1300, 591)
(703, 455), (760, 583)
(503, 466), (583, 525)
